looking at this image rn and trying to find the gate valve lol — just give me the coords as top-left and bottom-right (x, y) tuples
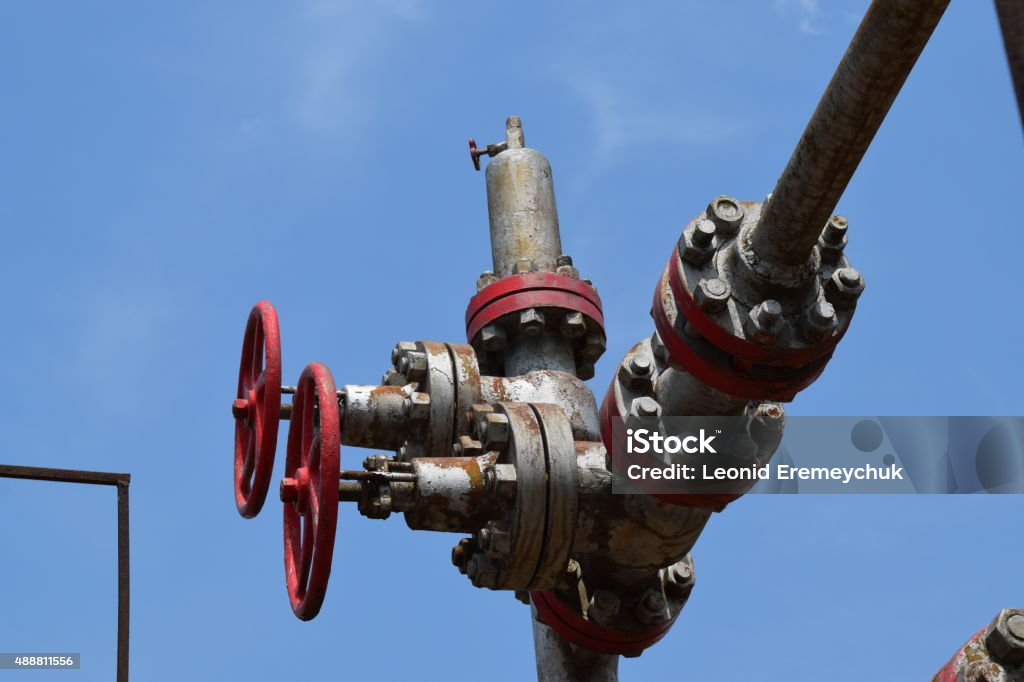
(226, 116), (861, 668)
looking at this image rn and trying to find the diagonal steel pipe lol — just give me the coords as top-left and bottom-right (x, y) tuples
(750, 0), (951, 269)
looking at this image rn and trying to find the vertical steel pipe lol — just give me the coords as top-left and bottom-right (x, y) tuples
(750, 0), (951, 267)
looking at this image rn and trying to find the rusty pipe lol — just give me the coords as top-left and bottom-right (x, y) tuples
(749, 0), (950, 268)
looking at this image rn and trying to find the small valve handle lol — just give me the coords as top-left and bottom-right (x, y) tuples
(281, 362), (341, 621)
(233, 301), (283, 519)
(468, 138), (484, 171)
(468, 137), (509, 171)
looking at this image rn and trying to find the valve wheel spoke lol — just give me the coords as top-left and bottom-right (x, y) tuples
(233, 301), (282, 518)
(282, 362), (340, 621)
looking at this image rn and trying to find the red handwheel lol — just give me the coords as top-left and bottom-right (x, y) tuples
(280, 362), (340, 621)
(233, 301), (283, 518)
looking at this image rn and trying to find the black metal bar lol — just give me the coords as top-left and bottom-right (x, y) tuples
(0, 464), (128, 486)
(750, 0), (951, 267)
(995, 0), (1024, 130)
(0, 464), (130, 681)
(117, 481), (130, 682)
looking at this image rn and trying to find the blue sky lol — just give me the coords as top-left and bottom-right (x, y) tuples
(0, 1), (1021, 680)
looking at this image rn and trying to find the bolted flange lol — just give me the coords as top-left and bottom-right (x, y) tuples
(465, 272), (606, 379)
(651, 198), (864, 401)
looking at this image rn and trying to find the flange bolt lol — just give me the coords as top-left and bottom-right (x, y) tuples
(695, 277), (731, 313)
(804, 301), (839, 341)
(987, 610), (1024, 667)
(707, 195), (745, 234)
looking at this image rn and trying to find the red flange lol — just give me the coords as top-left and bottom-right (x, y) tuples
(281, 362), (341, 621)
(233, 301), (283, 519)
(530, 589), (680, 657)
(667, 251), (848, 367)
(652, 252), (845, 401)
(465, 272), (604, 341)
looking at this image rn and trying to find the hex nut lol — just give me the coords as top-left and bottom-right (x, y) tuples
(514, 258), (535, 274)
(486, 463), (517, 500)
(588, 590), (621, 628)
(580, 332), (607, 362)
(470, 404), (495, 438)
(483, 521), (512, 557)
(404, 351), (429, 383)
(380, 368), (404, 387)
(826, 267), (865, 308)
(451, 538), (473, 572)
(483, 412), (510, 449)
(452, 435), (483, 457)
(664, 562), (695, 600)
(803, 300), (839, 341)
(681, 219), (717, 266)
(987, 609), (1024, 667)
(557, 255), (579, 279)
(363, 454), (389, 471)
(557, 264), (580, 279)
(559, 311), (587, 339)
(576, 361), (596, 381)
(519, 308), (545, 336)
(619, 354), (654, 392)
(694, 277), (731, 313)
(404, 391), (431, 421)
(468, 555), (500, 589)
(391, 341), (418, 370)
(481, 324), (508, 351)
(636, 589), (669, 626)
(744, 300), (784, 345)
(630, 396), (661, 418)
(476, 271), (498, 292)
(707, 195), (745, 234)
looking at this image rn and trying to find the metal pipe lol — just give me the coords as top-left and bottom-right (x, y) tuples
(532, 606), (619, 682)
(750, 0), (950, 267)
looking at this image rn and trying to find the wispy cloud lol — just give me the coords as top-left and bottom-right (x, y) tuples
(291, 0), (426, 135)
(541, 5), (750, 183)
(567, 73), (743, 164)
(776, 0), (824, 35)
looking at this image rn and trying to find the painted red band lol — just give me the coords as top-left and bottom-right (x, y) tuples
(465, 272), (604, 340)
(666, 252), (848, 367)
(530, 589), (679, 656)
(653, 267), (829, 401)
